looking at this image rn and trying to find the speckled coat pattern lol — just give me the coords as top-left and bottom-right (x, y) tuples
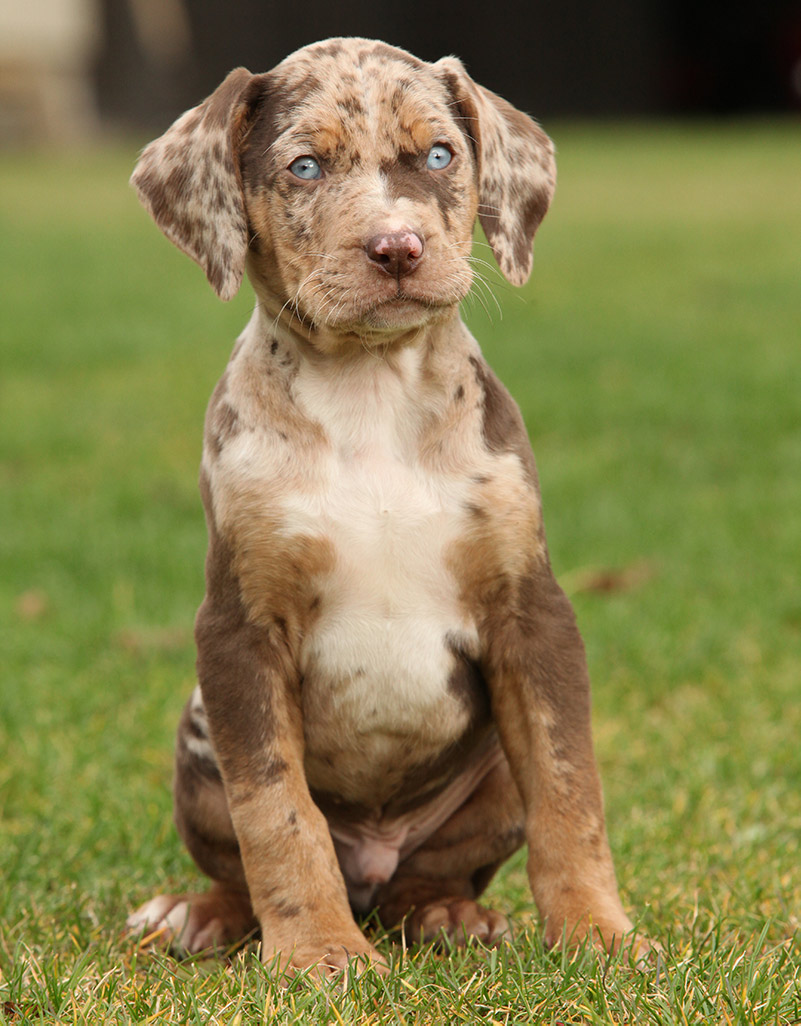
(127, 38), (639, 975)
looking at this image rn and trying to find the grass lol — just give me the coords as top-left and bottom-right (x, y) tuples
(1, 121), (800, 1023)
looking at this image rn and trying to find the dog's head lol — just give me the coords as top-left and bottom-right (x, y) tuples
(132, 38), (555, 339)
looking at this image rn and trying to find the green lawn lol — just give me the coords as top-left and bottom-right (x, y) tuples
(1, 122), (799, 1023)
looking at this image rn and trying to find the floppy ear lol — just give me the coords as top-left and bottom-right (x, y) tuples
(131, 67), (266, 301)
(435, 58), (556, 287)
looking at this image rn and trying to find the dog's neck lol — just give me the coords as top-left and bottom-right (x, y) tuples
(238, 299), (470, 454)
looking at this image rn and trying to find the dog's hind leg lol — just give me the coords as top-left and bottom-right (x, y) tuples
(127, 687), (257, 954)
(374, 756), (525, 946)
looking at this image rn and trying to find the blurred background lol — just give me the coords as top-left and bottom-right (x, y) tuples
(1, 0), (800, 143)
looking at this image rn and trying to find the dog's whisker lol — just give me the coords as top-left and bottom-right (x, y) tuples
(326, 292), (359, 329)
(269, 273), (321, 337)
(467, 268), (503, 319)
(468, 256), (511, 298)
(282, 269), (330, 328)
(312, 283), (350, 323)
(468, 239), (498, 254)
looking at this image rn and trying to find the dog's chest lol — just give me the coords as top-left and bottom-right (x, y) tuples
(285, 356), (481, 803)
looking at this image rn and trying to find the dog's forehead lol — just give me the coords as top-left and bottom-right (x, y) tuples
(272, 37), (428, 90)
(268, 38), (455, 153)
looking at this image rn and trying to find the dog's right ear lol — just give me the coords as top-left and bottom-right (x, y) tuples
(131, 68), (268, 301)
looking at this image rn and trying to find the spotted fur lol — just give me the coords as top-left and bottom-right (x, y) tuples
(128, 38), (644, 975)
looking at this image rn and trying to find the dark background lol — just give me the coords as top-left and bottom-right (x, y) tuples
(96, 0), (801, 129)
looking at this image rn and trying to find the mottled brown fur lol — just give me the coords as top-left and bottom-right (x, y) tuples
(127, 37), (644, 976)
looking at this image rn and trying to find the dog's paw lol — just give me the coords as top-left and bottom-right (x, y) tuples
(267, 936), (389, 981)
(409, 898), (510, 946)
(544, 912), (656, 965)
(127, 889), (256, 955)
(607, 929), (662, 967)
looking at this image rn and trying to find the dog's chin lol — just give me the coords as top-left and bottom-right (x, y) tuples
(323, 293), (455, 338)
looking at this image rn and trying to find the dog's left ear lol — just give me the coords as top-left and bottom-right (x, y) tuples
(131, 68), (267, 301)
(434, 58), (556, 287)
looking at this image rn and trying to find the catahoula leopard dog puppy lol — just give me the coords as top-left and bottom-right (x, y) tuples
(127, 37), (640, 974)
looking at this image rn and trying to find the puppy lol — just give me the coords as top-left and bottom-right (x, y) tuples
(127, 37), (638, 974)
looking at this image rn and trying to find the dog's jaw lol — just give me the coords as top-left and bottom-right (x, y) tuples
(251, 282), (463, 357)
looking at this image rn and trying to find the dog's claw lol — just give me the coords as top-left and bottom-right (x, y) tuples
(411, 898), (510, 946)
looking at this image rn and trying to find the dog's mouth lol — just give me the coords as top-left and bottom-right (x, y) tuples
(284, 251), (474, 338)
(375, 288), (441, 313)
(336, 291), (450, 333)
(328, 275), (468, 331)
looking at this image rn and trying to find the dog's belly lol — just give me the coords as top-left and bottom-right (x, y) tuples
(301, 607), (484, 807)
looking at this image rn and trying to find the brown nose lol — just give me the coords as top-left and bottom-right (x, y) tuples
(365, 230), (424, 278)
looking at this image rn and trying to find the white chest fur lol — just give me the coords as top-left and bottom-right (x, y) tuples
(285, 349), (479, 805)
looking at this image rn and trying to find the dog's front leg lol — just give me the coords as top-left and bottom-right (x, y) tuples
(481, 555), (636, 953)
(195, 600), (382, 975)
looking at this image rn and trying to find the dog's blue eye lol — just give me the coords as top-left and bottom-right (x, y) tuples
(426, 144), (453, 170)
(289, 155), (322, 180)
